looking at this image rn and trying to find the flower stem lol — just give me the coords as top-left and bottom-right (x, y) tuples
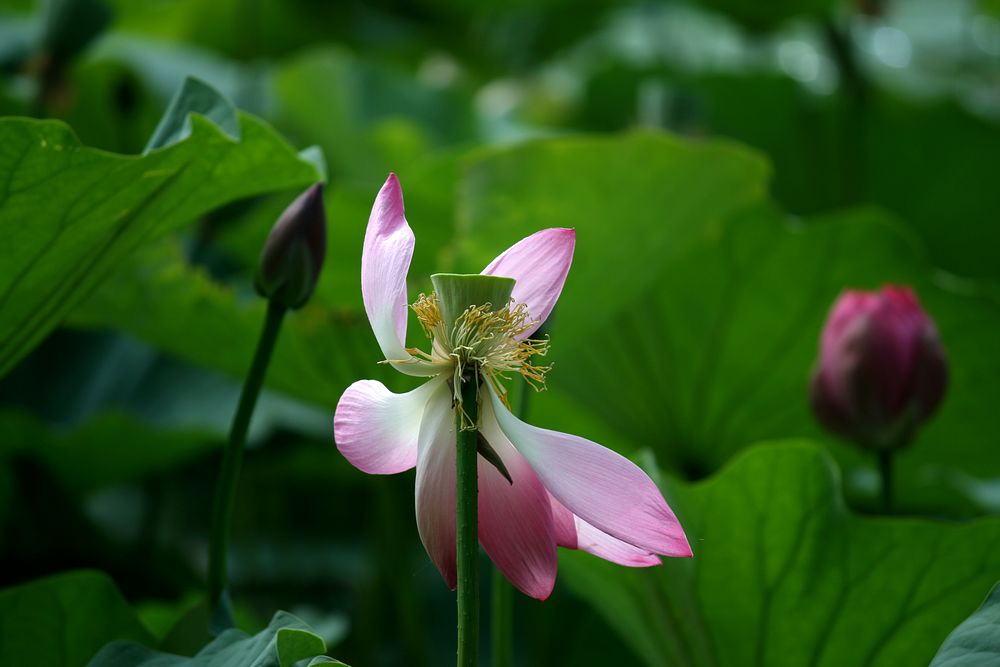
(207, 300), (286, 625)
(456, 374), (481, 667)
(877, 449), (893, 512)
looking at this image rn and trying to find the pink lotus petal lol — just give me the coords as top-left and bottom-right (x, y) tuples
(333, 377), (444, 474)
(574, 517), (662, 567)
(548, 492), (578, 549)
(481, 228), (575, 339)
(548, 493), (660, 566)
(479, 399), (558, 600)
(414, 382), (458, 588)
(362, 174), (439, 377)
(487, 385), (691, 558)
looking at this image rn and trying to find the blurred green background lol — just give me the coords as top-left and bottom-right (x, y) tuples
(1, 0), (1000, 665)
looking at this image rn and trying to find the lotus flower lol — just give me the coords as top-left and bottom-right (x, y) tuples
(810, 285), (948, 450)
(334, 174), (691, 600)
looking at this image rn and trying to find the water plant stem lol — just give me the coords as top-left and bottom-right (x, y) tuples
(208, 300), (286, 622)
(456, 374), (481, 666)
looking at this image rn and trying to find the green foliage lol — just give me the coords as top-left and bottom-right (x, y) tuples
(581, 69), (1000, 283)
(0, 109), (319, 380)
(932, 582), (1000, 666)
(145, 76), (239, 151)
(0, 570), (153, 666)
(39, 0), (112, 63)
(455, 133), (1000, 511)
(561, 443), (1000, 666)
(1, 2), (999, 665)
(0, 409), (216, 493)
(692, 0), (836, 32)
(87, 611), (345, 666)
(71, 238), (394, 405)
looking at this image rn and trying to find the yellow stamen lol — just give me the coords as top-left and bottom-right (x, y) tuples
(408, 292), (552, 410)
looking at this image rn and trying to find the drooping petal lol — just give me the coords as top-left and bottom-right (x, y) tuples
(333, 377), (444, 474)
(362, 174), (440, 377)
(548, 493), (577, 549)
(481, 228), (575, 339)
(575, 517), (662, 567)
(414, 381), (458, 588)
(487, 385), (691, 558)
(549, 493), (660, 566)
(478, 398), (558, 600)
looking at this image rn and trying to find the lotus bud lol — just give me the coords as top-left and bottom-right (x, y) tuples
(810, 285), (948, 451)
(255, 183), (327, 309)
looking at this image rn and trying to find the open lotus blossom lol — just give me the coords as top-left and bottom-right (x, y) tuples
(333, 174), (691, 600)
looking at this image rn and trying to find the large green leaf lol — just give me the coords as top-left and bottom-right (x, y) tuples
(87, 611), (345, 667)
(0, 570), (153, 667)
(561, 443), (1000, 667)
(455, 133), (1000, 508)
(70, 238), (395, 408)
(932, 581), (1000, 667)
(272, 47), (473, 183)
(579, 68), (1000, 283)
(455, 131), (770, 333)
(70, 150), (465, 406)
(698, 81), (1000, 283)
(0, 106), (319, 379)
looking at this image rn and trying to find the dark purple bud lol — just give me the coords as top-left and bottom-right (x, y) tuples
(255, 183), (327, 309)
(809, 285), (948, 450)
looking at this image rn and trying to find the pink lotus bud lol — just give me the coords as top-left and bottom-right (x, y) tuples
(810, 285), (948, 450)
(255, 183), (326, 309)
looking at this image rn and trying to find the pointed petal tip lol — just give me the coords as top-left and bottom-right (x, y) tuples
(653, 530), (693, 559)
(486, 386), (693, 558)
(374, 172), (404, 211)
(531, 583), (554, 602)
(482, 227), (576, 338)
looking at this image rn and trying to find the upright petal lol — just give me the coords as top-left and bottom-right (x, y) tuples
(487, 386), (691, 558)
(414, 382), (458, 588)
(362, 174), (439, 376)
(481, 228), (575, 339)
(334, 377), (444, 474)
(479, 399), (558, 600)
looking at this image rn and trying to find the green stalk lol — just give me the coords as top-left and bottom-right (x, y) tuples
(456, 374), (481, 667)
(207, 300), (287, 624)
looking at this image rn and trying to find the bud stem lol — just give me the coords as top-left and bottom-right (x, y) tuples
(208, 300), (287, 628)
(456, 372), (481, 667)
(877, 449), (893, 512)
